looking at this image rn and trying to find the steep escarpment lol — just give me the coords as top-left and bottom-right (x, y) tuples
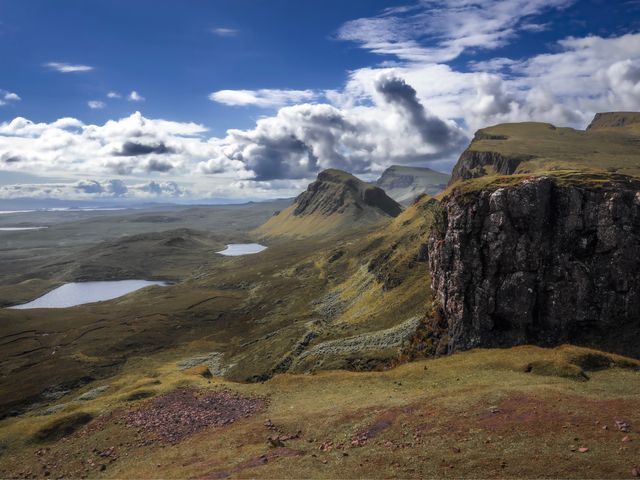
(427, 176), (640, 357)
(376, 165), (450, 204)
(587, 111), (640, 130)
(257, 169), (402, 238)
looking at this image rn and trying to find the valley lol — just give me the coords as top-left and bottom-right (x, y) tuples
(0, 113), (639, 478)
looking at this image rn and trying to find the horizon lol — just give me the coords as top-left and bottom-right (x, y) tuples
(1, 0), (639, 203)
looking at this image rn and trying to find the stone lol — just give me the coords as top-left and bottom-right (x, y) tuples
(427, 177), (640, 357)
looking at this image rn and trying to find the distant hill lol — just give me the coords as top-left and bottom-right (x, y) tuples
(375, 165), (450, 204)
(256, 169), (402, 238)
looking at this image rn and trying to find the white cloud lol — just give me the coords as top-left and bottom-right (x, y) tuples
(87, 100), (106, 110)
(45, 62), (94, 73)
(211, 27), (239, 37)
(0, 112), (210, 177)
(128, 91), (145, 102)
(209, 89), (318, 108)
(0, 90), (21, 106)
(337, 0), (574, 63)
(107, 91), (121, 99)
(202, 74), (467, 180)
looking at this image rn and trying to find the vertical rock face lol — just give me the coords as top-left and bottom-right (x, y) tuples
(427, 177), (640, 357)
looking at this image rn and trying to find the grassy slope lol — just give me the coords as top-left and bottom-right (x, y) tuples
(1, 345), (638, 479)
(464, 121), (640, 181)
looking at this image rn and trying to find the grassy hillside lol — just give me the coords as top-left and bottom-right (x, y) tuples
(1, 345), (638, 479)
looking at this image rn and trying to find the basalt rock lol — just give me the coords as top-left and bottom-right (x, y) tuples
(449, 149), (533, 183)
(427, 176), (640, 357)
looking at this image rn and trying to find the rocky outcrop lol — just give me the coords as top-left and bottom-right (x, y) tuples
(293, 169), (402, 218)
(427, 176), (640, 357)
(449, 149), (532, 183)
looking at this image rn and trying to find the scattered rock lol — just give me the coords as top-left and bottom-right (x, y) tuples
(578, 447), (589, 453)
(77, 386), (109, 401)
(124, 388), (266, 444)
(616, 420), (631, 433)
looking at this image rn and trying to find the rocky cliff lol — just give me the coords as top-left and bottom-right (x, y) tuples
(427, 175), (640, 358)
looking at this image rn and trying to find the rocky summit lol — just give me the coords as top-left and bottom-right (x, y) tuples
(256, 169), (402, 238)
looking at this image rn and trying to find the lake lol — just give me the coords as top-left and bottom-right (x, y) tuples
(217, 243), (267, 256)
(0, 227), (47, 231)
(8, 280), (168, 309)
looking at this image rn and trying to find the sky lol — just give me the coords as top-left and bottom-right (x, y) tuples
(0, 0), (639, 203)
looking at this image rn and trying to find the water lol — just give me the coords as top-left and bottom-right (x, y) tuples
(0, 227), (47, 231)
(8, 280), (167, 309)
(217, 243), (267, 256)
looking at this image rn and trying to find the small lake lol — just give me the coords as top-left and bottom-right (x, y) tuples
(8, 280), (167, 309)
(0, 227), (47, 231)
(217, 243), (267, 256)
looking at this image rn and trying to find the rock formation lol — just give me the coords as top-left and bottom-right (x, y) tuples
(426, 113), (640, 358)
(257, 169), (402, 238)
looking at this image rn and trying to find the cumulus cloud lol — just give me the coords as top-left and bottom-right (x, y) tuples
(45, 62), (94, 73)
(202, 74), (467, 180)
(128, 90), (145, 102)
(332, 27), (640, 132)
(209, 89), (318, 108)
(0, 90), (21, 106)
(0, 112), (208, 177)
(88, 100), (105, 109)
(107, 91), (121, 99)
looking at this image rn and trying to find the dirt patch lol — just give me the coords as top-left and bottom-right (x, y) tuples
(197, 447), (305, 480)
(124, 388), (266, 444)
(474, 394), (637, 436)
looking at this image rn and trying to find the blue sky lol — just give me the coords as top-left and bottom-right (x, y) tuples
(0, 0), (401, 132)
(0, 0), (639, 202)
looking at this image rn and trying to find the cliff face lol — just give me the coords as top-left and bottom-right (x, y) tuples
(427, 176), (640, 357)
(449, 149), (530, 183)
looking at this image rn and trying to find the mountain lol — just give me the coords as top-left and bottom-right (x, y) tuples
(375, 165), (450, 204)
(426, 112), (640, 358)
(256, 168), (402, 238)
